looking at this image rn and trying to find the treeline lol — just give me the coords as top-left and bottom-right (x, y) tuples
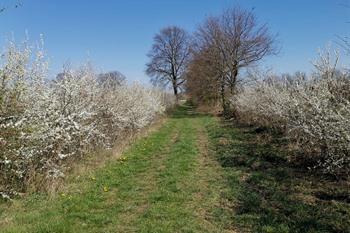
(146, 7), (276, 111)
(146, 7), (350, 177)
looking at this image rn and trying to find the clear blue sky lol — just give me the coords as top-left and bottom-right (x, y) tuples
(0, 0), (349, 83)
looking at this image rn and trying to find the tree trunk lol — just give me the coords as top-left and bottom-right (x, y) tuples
(172, 81), (179, 104)
(220, 77), (229, 116)
(230, 67), (238, 95)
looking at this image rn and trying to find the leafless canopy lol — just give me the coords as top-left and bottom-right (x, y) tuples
(0, 1), (22, 13)
(146, 26), (191, 100)
(97, 71), (126, 88)
(198, 7), (277, 87)
(193, 7), (277, 114)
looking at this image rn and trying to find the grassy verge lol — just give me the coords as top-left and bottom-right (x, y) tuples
(206, 119), (350, 233)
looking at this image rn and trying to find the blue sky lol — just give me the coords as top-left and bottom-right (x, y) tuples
(0, 0), (349, 83)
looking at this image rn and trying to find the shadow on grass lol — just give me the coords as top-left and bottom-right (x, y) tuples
(207, 120), (350, 233)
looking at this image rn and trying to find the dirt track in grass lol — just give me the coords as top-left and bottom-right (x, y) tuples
(1, 104), (349, 233)
(0, 104), (235, 233)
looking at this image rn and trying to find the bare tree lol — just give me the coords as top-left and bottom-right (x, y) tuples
(146, 26), (191, 102)
(195, 7), (277, 115)
(0, 1), (22, 13)
(97, 71), (126, 88)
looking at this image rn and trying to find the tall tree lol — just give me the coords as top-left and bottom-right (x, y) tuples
(146, 26), (191, 102)
(195, 7), (277, 115)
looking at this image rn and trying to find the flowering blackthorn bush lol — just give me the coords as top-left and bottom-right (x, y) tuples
(233, 48), (350, 176)
(0, 39), (175, 198)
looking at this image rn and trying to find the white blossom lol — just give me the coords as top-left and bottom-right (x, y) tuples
(232, 47), (350, 176)
(0, 38), (175, 198)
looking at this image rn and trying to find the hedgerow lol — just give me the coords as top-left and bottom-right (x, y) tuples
(0, 38), (175, 198)
(233, 48), (350, 177)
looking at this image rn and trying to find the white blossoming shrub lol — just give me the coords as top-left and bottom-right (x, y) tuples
(232, 49), (350, 176)
(0, 39), (48, 195)
(0, 39), (175, 198)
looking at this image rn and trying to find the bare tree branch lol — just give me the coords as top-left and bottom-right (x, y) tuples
(146, 26), (191, 101)
(192, 7), (277, 115)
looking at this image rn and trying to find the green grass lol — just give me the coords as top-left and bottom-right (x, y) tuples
(206, 120), (350, 233)
(0, 104), (231, 233)
(1, 104), (349, 233)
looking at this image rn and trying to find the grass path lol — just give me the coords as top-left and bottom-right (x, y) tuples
(2, 104), (348, 233)
(0, 105), (234, 233)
